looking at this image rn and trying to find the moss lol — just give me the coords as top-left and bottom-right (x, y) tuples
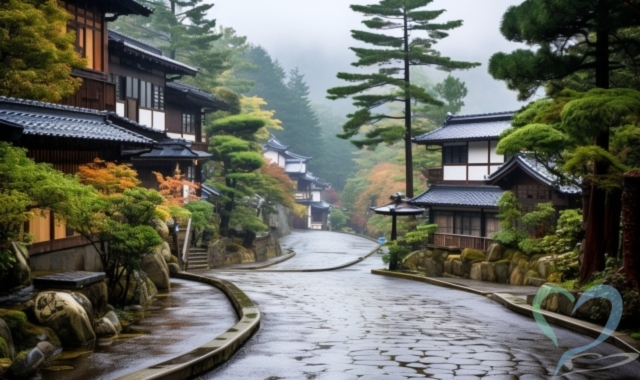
(461, 248), (485, 263)
(8, 349), (29, 378)
(0, 337), (8, 358)
(12, 323), (60, 352)
(517, 259), (529, 274)
(432, 249), (448, 262)
(503, 249), (517, 261)
(496, 259), (511, 265)
(168, 255), (179, 264)
(0, 310), (27, 330)
(446, 254), (461, 262)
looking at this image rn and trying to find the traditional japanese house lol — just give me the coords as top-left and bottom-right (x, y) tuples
(0, 96), (155, 255)
(59, 0), (153, 112)
(263, 136), (331, 230)
(410, 112), (581, 250)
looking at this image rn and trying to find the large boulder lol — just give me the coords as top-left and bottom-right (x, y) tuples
(537, 255), (556, 280)
(141, 250), (170, 290)
(0, 318), (14, 359)
(485, 244), (505, 262)
(168, 262), (181, 275)
(94, 318), (117, 337)
(68, 293), (93, 324)
(34, 292), (96, 347)
(481, 262), (497, 282)
(461, 248), (486, 263)
(494, 260), (511, 284)
(149, 218), (170, 240)
(424, 258), (444, 277)
(0, 243), (31, 292)
(469, 263), (483, 280)
(74, 281), (108, 317)
(156, 242), (172, 263)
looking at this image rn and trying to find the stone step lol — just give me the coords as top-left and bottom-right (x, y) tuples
(187, 263), (208, 271)
(190, 248), (208, 253)
(188, 255), (208, 261)
(188, 257), (208, 264)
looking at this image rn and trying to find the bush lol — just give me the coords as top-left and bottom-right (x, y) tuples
(329, 209), (348, 231)
(382, 242), (411, 270)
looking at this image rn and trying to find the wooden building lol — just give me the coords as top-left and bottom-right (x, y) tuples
(263, 136), (331, 230)
(410, 112), (581, 250)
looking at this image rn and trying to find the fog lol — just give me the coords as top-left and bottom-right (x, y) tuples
(209, 0), (529, 117)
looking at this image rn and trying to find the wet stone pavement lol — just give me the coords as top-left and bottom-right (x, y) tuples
(200, 231), (640, 380)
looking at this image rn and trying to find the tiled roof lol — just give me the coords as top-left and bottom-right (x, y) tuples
(310, 201), (331, 210)
(0, 97), (153, 145)
(264, 135), (288, 151)
(166, 81), (228, 110)
(109, 30), (198, 76)
(410, 185), (505, 208)
(130, 139), (212, 160)
(107, 112), (167, 141)
(486, 155), (581, 194)
(201, 184), (221, 199)
(103, 0), (153, 17)
(413, 111), (515, 144)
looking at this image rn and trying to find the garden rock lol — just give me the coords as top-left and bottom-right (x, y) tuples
(74, 281), (108, 317)
(481, 262), (496, 282)
(94, 317), (117, 337)
(424, 258), (444, 277)
(537, 255), (555, 280)
(461, 248), (485, 263)
(150, 218), (170, 240)
(0, 318), (14, 359)
(485, 244), (504, 262)
(68, 292), (93, 323)
(510, 267), (524, 285)
(102, 311), (122, 333)
(494, 261), (510, 284)
(469, 263), (482, 281)
(168, 262), (181, 275)
(157, 241), (172, 263)
(34, 292), (96, 347)
(9, 347), (45, 378)
(0, 358), (11, 378)
(35, 341), (57, 360)
(141, 250), (170, 290)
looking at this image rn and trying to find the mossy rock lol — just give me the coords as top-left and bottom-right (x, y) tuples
(9, 349), (44, 379)
(0, 311), (59, 352)
(432, 249), (449, 262)
(0, 357), (11, 377)
(0, 336), (8, 358)
(461, 248), (486, 263)
(503, 249), (517, 261)
(168, 255), (179, 265)
(446, 254), (461, 262)
(496, 259), (510, 265)
(0, 310), (27, 331)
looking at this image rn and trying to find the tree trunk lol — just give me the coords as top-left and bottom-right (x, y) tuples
(403, 7), (413, 198)
(604, 188), (623, 258)
(622, 170), (640, 290)
(580, 6), (610, 282)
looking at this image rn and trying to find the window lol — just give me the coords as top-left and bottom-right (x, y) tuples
(126, 77), (139, 99)
(443, 145), (468, 164)
(485, 214), (501, 237)
(454, 212), (481, 237)
(66, 4), (103, 71)
(153, 86), (164, 111)
(516, 184), (548, 200)
(186, 165), (195, 181)
(183, 113), (195, 134)
(110, 75), (126, 101)
(434, 211), (454, 234)
(140, 81), (153, 108)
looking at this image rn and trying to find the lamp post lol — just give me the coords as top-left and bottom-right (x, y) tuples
(370, 192), (425, 270)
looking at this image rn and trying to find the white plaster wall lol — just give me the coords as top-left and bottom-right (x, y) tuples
(490, 165), (502, 174)
(468, 141), (489, 164)
(468, 166), (489, 181)
(139, 109), (153, 127)
(153, 111), (165, 131)
(116, 102), (125, 117)
(490, 141), (504, 164)
(279, 155), (286, 167)
(312, 191), (321, 202)
(264, 151), (281, 167)
(443, 166), (467, 181)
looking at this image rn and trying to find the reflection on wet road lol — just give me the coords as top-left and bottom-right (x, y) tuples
(202, 231), (640, 380)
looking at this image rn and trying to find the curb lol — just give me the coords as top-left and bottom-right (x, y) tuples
(233, 250), (296, 270)
(255, 244), (380, 273)
(371, 269), (640, 359)
(116, 272), (260, 380)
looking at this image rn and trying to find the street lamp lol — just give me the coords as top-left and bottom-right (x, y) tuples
(370, 192), (425, 270)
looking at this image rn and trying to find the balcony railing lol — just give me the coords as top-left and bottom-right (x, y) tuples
(430, 233), (494, 251)
(426, 167), (443, 184)
(295, 192), (310, 200)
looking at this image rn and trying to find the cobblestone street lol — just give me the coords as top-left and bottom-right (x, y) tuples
(201, 231), (640, 379)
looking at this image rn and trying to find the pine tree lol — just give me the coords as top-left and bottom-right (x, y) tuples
(488, 0), (640, 282)
(113, 0), (228, 89)
(0, 0), (84, 102)
(326, 0), (479, 197)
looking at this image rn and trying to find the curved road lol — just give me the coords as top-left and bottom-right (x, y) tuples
(201, 231), (640, 379)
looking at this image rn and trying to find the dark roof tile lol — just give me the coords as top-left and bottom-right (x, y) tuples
(413, 111), (514, 144)
(410, 185), (505, 208)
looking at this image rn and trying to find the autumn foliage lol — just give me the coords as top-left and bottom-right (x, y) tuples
(153, 168), (200, 206)
(77, 158), (140, 195)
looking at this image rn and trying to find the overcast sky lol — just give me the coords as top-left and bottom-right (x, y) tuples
(208, 0), (527, 117)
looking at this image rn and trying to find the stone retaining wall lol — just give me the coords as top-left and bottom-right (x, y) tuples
(254, 228), (282, 262)
(30, 244), (103, 273)
(206, 230), (283, 268)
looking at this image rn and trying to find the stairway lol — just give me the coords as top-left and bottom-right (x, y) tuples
(186, 248), (209, 271)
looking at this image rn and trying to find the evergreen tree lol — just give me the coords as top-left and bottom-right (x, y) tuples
(488, 0), (640, 282)
(0, 0), (84, 102)
(326, 0), (479, 197)
(112, 0), (228, 90)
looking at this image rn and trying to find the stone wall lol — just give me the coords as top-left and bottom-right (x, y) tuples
(268, 204), (291, 237)
(206, 230), (283, 269)
(254, 228), (282, 262)
(30, 243), (103, 273)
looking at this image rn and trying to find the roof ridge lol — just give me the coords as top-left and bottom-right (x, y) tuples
(108, 29), (161, 53)
(0, 96), (105, 116)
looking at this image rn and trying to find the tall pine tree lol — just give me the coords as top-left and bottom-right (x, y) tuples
(488, 0), (640, 282)
(327, 0), (479, 197)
